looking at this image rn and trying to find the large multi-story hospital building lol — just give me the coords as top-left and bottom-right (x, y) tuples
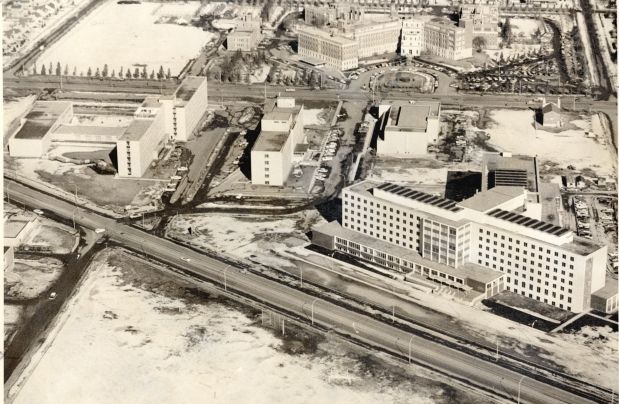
(313, 181), (617, 313)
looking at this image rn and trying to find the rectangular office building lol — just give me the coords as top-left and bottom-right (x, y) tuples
(313, 181), (614, 313)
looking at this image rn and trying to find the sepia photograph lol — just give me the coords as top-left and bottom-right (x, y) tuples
(1, 0), (617, 402)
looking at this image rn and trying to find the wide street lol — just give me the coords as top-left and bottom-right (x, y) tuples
(5, 179), (609, 404)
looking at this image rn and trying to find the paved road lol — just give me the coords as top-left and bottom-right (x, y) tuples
(5, 179), (603, 404)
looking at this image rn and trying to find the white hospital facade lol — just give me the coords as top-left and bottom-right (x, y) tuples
(313, 181), (616, 313)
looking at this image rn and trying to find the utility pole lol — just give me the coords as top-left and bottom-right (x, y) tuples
(72, 183), (78, 205)
(392, 304), (395, 323)
(281, 318), (285, 336)
(72, 209), (76, 230)
(408, 336), (413, 364)
(142, 212), (145, 228)
(300, 266), (303, 288)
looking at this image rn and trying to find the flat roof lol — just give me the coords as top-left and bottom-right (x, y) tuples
(561, 236), (604, 256)
(175, 76), (206, 103)
(253, 130), (289, 152)
(315, 221), (503, 285)
(389, 105), (430, 131)
(487, 208), (570, 237)
(592, 277), (618, 299)
(13, 101), (72, 140)
(55, 125), (126, 138)
(346, 181), (466, 227)
(141, 97), (161, 108)
(482, 152), (538, 192)
(376, 182), (463, 213)
(4, 219), (30, 239)
(119, 119), (155, 142)
(458, 186), (524, 212)
(297, 25), (358, 45)
(264, 110), (293, 121)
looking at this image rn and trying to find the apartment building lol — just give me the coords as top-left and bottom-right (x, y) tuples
(459, 1), (500, 48)
(313, 181), (615, 313)
(424, 19), (473, 60)
(400, 18), (473, 60)
(376, 101), (441, 156)
(251, 98), (305, 186)
(401, 18), (425, 57)
(116, 98), (167, 178)
(297, 25), (359, 70)
(349, 19), (402, 58)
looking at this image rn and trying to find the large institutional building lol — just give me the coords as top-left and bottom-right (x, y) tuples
(297, 18), (402, 70)
(251, 97), (306, 186)
(313, 181), (616, 313)
(401, 18), (473, 60)
(8, 76), (208, 178)
(459, 1), (500, 49)
(227, 13), (262, 52)
(376, 101), (441, 156)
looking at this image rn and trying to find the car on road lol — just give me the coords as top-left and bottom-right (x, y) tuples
(49, 292), (57, 300)
(182, 257), (191, 262)
(285, 88), (295, 92)
(33, 209), (44, 215)
(94, 228), (106, 234)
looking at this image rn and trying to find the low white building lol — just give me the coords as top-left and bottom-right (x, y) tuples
(251, 98), (305, 186)
(8, 101), (73, 158)
(377, 101), (441, 156)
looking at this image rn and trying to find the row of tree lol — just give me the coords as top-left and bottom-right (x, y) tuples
(32, 62), (173, 79)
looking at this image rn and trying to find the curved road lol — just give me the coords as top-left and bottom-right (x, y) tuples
(5, 179), (601, 404)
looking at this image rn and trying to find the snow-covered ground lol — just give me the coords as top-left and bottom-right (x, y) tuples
(9, 249), (488, 404)
(510, 18), (543, 37)
(249, 64), (271, 84)
(4, 304), (24, 344)
(37, 0), (216, 76)
(302, 108), (329, 126)
(484, 109), (615, 175)
(23, 222), (79, 255)
(167, 212), (322, 269)
(166, 212), (618, 389)
(3, 96), (36, 139)
(5, 258), (64, 300)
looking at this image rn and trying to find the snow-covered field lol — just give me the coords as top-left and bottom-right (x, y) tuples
(302, 108), (329, 126)
(484, 109), (615, 175)
(23, 222), (79, 254)
(166, 212), (618, 389)
(510, 18), (543, 37)
(9, 249), (487, 404)
(37, 0), (216, 76)
(249, 64), (271, 84)
(167, 212), (321, 268)
(5, 258), (64, 300)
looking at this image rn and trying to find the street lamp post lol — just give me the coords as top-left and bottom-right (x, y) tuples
(311, 298), (318, 325)
(223, 264), (230, 291)
(71, 183), (78, 205)
(408, 336), (413, 364)
(517, 375), (525, 404)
